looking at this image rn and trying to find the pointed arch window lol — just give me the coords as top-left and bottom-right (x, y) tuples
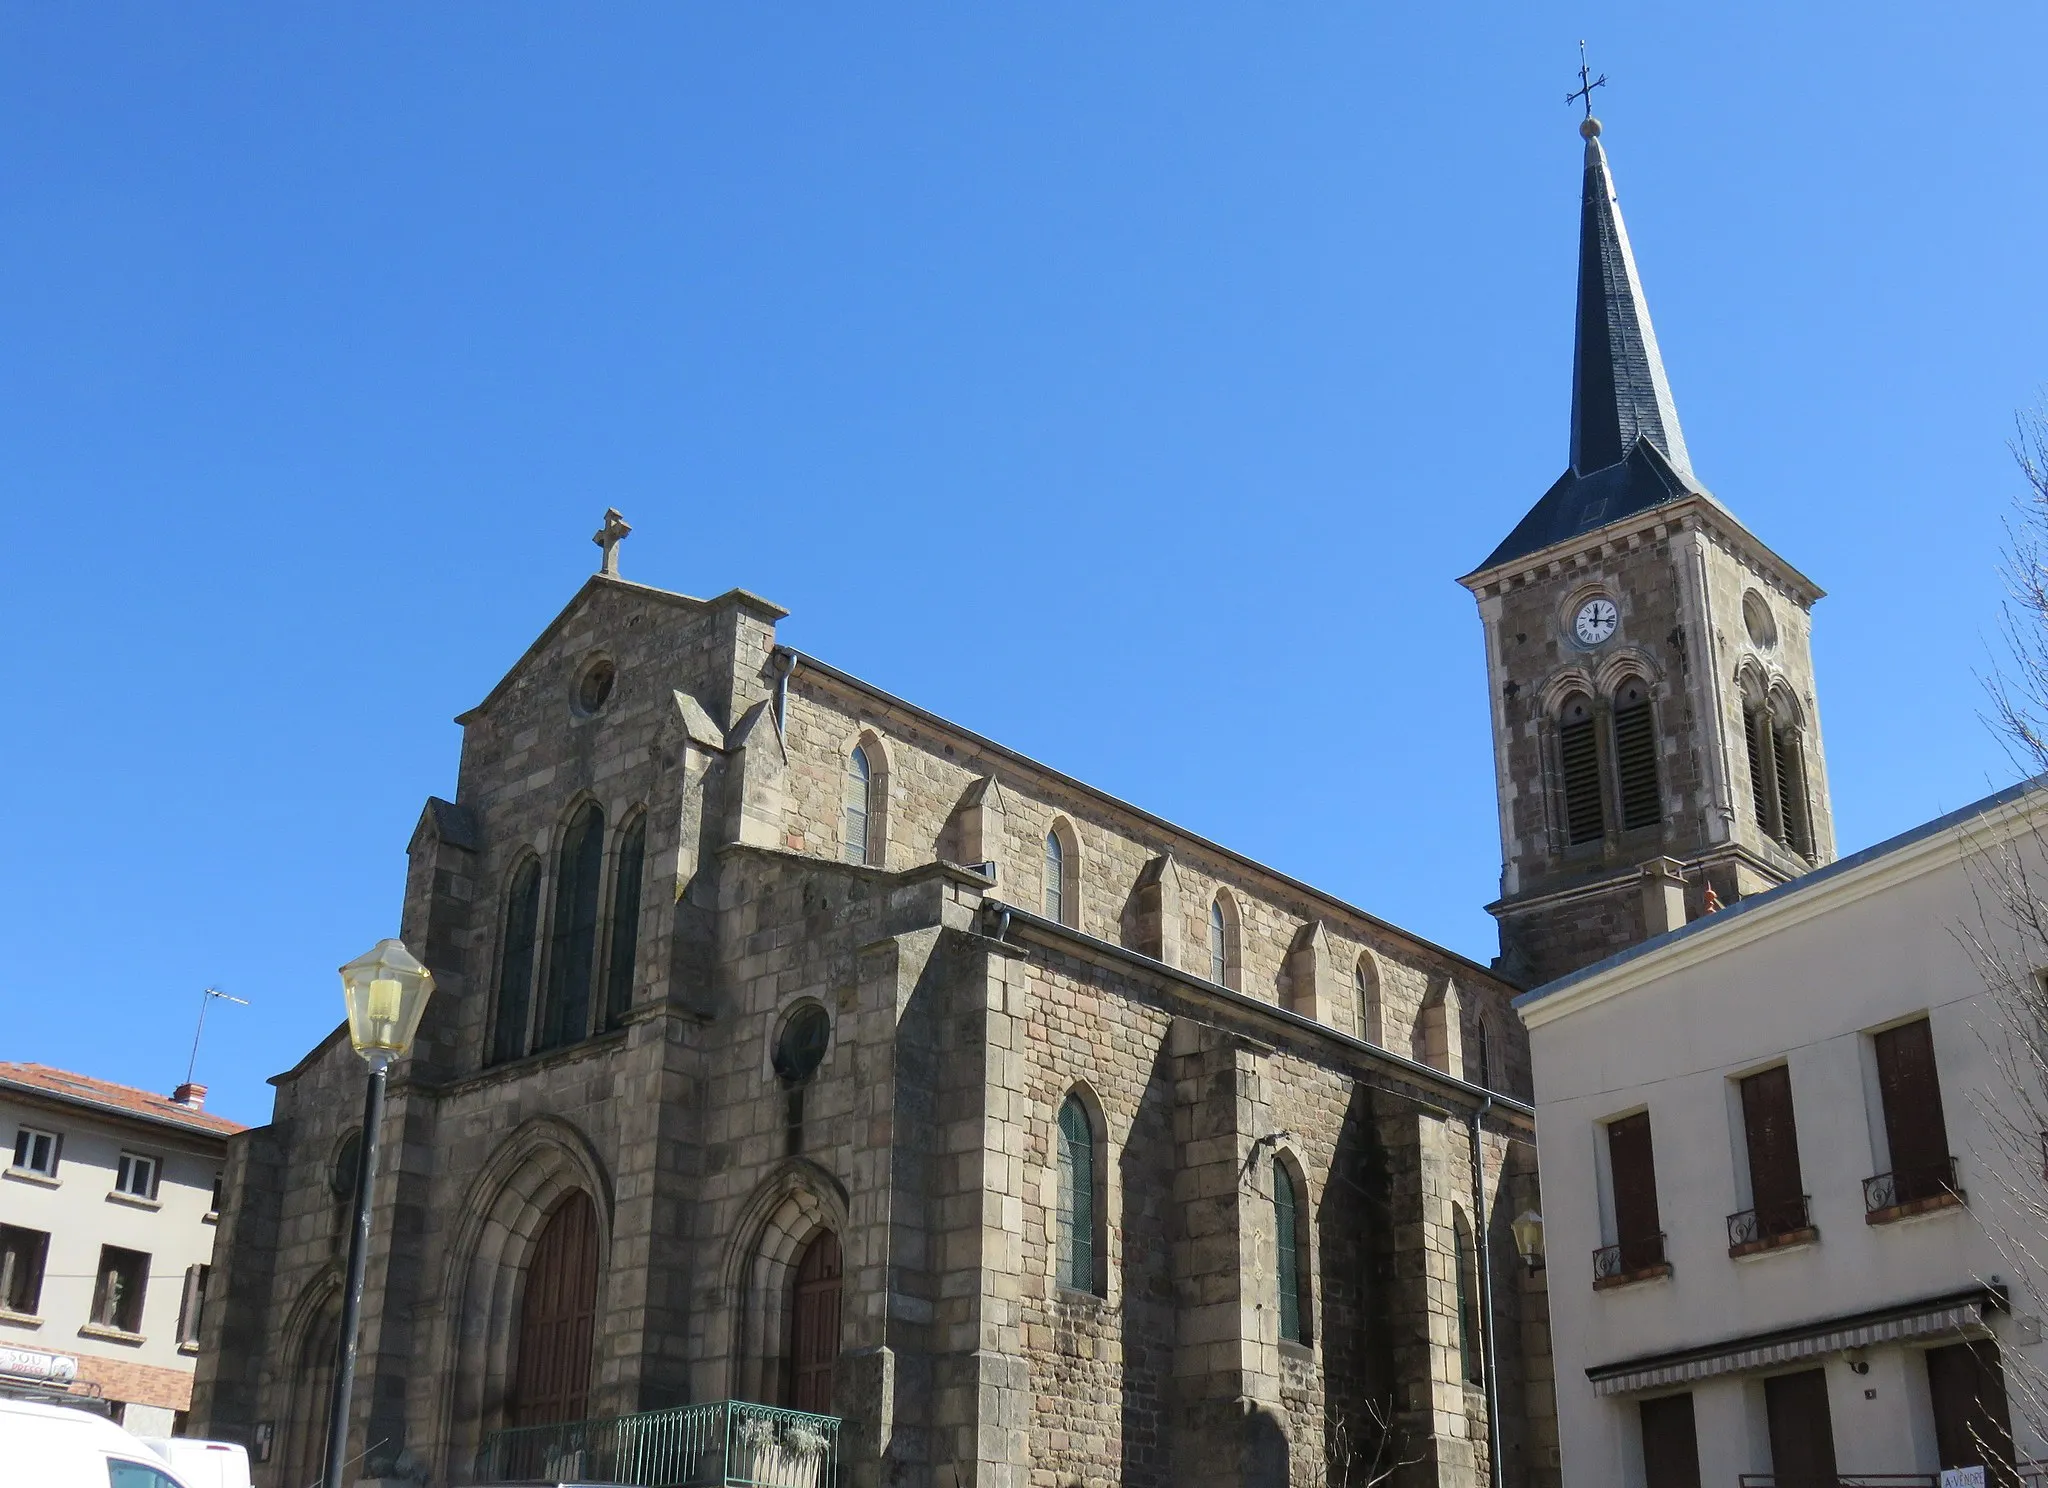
(1612, 678), (1661, 832)
(1056, 1093), (1099, 1294)
(490, 860), (543, 1065)
(1558, 693), (1606, 846)
(1209, 894), (1240, 989)
(1354, 954), (1382, 1046)
(844, 747), (872, 866)
(1453, 1205), (1482, 1385)
(1275, 1159), (1310, 1345)
(1044, 828), (1066, 925)
(539, 803), (605, 1051)
(603, 814), (646, 1030)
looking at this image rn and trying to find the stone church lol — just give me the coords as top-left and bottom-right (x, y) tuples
(192, 112), (1832, 1488)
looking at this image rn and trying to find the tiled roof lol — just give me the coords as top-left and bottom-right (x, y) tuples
(0, 1062), (246, 1139)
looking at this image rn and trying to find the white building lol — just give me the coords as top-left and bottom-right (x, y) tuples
(1518, 778), (2048, 1486)
(0, 1062), (242, 1435)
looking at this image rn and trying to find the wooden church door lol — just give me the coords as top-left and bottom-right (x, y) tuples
(512, 1191), (599, 1427)
(786, 1230), (842, 1414)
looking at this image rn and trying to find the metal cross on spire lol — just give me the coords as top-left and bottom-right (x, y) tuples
(593, 507), (632, 577)
(1566, 40), (1607, 119)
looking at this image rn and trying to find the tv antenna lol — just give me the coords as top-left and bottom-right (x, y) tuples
(185, 986), (249, 1089)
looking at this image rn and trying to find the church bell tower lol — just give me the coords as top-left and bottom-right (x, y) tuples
(1459, 111), (1836, 987)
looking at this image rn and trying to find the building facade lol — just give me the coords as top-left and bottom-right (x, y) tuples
(0, 1062), (241, 1435)
(191, 562), (1548, 1487)
(1517, 778), (2048, 1485)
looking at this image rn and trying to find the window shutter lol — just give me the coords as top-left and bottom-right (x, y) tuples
(1773, 725), (1808, 854)
(1639, 1394), (1703, 1488)
(1607, 1113), (1662, 1269)
(1740, 1066), (1806, 1230)
(1763, 1370), (1840, 1487)
(1560, 714), (1605, 844)
(1926, 1341), (2017, 1473)
(1875, 1018), (1952, 1199)
(1613, 698), (1662, 831)
(1745, 707), (1776, 838)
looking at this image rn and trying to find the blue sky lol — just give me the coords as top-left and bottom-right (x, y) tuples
(3, 5), (2043, 1128)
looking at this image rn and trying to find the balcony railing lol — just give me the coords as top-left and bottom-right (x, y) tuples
(1592, 1232), (1669, 1288)
(1727, 1195), (1814, 1254)
(475, 1398), (840, 1487)
(1864, 1157), (1964, 1219)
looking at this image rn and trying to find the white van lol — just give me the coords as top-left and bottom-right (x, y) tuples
(137, 1436), (253, 1488)
(0, 1396), (197, 1486)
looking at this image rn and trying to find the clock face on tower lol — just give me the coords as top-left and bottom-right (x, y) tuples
(1573, 597), (1619, 646)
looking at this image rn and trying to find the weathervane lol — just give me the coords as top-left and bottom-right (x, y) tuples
(1566, 41), (1607, 119)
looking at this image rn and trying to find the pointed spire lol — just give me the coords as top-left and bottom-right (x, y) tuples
(1571, 116), (1692, 481)
(1470, 113), (1704, 574)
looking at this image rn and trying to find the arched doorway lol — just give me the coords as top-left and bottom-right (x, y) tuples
(511, 1191), (599, 1427)
(282, 1291), (340, 1488)
(785, 1231), (841, 1414)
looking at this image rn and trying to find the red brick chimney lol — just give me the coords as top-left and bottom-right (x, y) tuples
(172, 1082), (207, 1110)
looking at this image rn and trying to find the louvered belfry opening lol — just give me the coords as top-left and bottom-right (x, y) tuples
(1612, 680), (1661, 832)
(512, 1191), (600, 1429)
(1745, 692), (1811, 857)
(787, 1230), (843, 1415)
(1559, 695), (1606, 845)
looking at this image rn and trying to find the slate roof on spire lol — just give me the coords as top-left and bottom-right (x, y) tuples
(1478, 119), (1700, 572)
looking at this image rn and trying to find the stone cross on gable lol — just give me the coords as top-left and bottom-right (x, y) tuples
(593, 508), (632, 577)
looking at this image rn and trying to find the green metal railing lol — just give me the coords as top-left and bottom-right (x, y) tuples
(475, 1399), (839, 1486)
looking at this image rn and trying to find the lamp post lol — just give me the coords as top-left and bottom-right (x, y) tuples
(323, 940), (434, 1488)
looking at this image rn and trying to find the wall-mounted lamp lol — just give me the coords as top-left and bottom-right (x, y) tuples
(1511, 1209), (1546, 1273)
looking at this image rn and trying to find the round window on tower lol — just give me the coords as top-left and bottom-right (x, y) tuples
(575, 657), (616, 716)
(773, 1003), (832, 1087)
(1742, 591), (1779, 650)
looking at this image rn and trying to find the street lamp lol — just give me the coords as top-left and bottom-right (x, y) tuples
(1510, 1209), (1546, 1274)
(323, 940), (434, 1488)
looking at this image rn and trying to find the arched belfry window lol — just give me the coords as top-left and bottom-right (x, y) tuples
(1274, 1158), (1311, 1345)
(1558, 693), (1606, 846)
(1611, 678), (1661, 832)
(1056, 1093), (1100, 1294)
(539, 803), (606, 1051)
(603, 814), (646, 1030)
(844, 746), (873, 866)
(1745, 686), (1812, 857)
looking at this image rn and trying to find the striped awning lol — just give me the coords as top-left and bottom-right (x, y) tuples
(1588, 1287), (2000, 1398)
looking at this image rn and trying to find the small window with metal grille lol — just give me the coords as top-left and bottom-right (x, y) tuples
(845, 746), (873, 865)
(1559, 695), (1605, 845)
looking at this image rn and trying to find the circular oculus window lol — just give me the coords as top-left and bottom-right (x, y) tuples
(575, 658), (616, 715)
(1742, 591), (1779, 649)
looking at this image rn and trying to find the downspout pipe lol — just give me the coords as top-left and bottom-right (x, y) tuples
(1468, 1094), (1504, 1488)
